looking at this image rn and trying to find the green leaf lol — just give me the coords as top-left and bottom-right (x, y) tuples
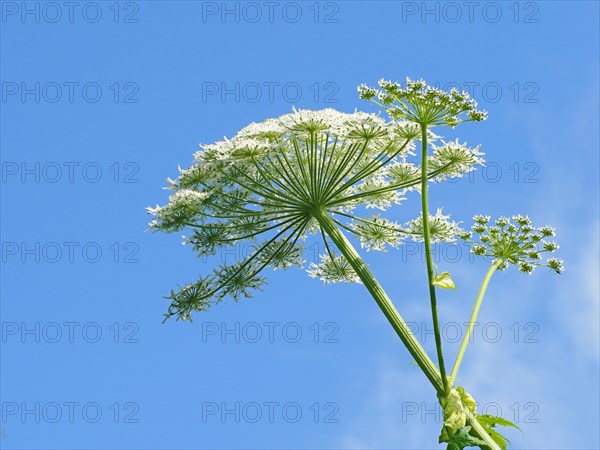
(446, 426), (487, 450)
(477, 414), (521, 432)
(433, 271), (456, 290)
(474, 414), (522, 450)
(482, 426), (508, 450)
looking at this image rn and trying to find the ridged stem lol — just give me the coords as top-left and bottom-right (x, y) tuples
(420, 124), (450, 394)
(314, 209), (500, 449)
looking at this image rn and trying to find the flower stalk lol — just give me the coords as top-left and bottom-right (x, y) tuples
(451, 258), (504, 383)
(313, 208), (443, 389)
(420, 124), (450, 395)
(314, 208), (500, 449)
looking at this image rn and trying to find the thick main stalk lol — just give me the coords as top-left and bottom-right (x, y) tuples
(314, 209), (500, 449)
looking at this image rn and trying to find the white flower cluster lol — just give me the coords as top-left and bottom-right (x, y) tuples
(148, 101), (490, 320)
(149, 108), (465, 235)
(359, 77), (488, 126)
(307, 253), (361, 284)
(351, 214), (405, 252)
(406, 208), (463, 243)
(197, 108), (412, 158)
(147, 189), (210, 231)
(429, 140), (484, 181)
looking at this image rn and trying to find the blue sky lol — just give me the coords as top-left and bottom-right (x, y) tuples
(1, 1), (599, 449)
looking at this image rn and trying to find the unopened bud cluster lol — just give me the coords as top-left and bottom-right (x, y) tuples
(458, 215), (563, 274)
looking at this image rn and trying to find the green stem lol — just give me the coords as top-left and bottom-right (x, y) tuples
(451, 258), (504, 383)
(315, 209), (500, 449)
(420, 124), (450, 395)
(313, 209), (444, 391)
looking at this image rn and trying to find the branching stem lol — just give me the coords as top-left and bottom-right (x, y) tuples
(314, 209), (443, 389)
(314, 209), (500, 449)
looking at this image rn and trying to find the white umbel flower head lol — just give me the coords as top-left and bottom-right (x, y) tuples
(428, 139), (485, 181)
(359, 77), (488, 127)
(307, 253), (361, 284)
(148, 102), (492, 321)
(406, 208), (462, 243)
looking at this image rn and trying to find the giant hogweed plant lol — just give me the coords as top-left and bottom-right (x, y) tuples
(148, 78), (563, 449)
